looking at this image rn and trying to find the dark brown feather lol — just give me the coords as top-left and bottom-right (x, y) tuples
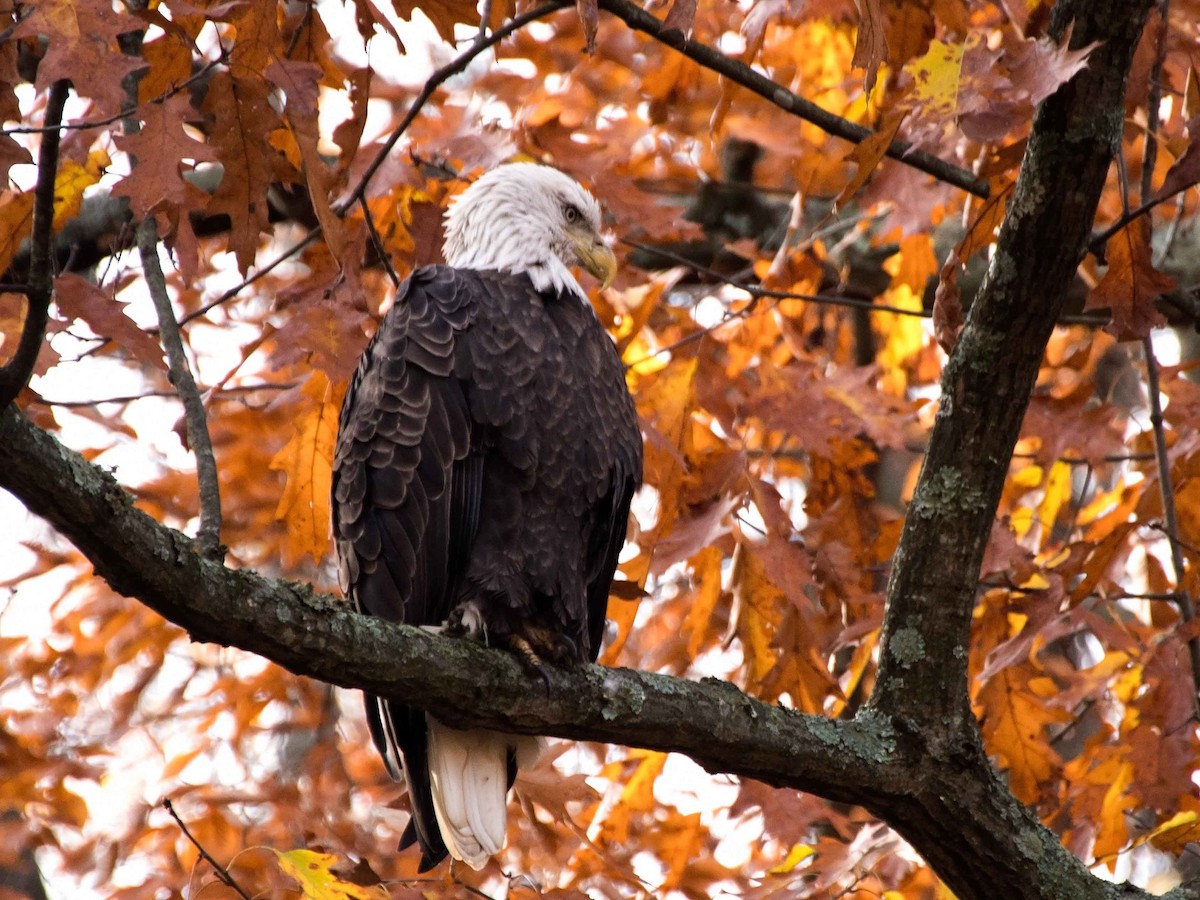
(332, 265), (642, 869)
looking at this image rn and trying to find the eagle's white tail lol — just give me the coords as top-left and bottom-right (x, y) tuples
(426, 717), (545, 870)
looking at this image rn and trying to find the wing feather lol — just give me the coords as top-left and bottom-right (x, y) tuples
(332, 267), (484, 871)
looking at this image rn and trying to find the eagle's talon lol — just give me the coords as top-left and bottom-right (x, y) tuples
(506, 633), (546, 671)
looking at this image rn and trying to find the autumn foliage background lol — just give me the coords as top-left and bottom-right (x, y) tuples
(3, 0), (1200, 896)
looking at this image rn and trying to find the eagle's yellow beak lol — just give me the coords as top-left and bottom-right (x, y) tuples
(573, 235), (617, 290)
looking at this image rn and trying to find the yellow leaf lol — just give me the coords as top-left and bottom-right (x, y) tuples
(877, 284), (924, 393)
(275, 849), (389, 900)
(770, 843), (814, 874)
(904, 39), (965, 119)
(1011, 465), (1043, 488)
(1036, 460), (1072, 535)
(598, 750), (667, 845)
(270, 371), (340, 564)
(0, 193), (33, 279)
(1081, 752), (1135, 865)
(1144, 810), (1200, 854)
(52, 149), (108, 231)
(620, 750), (667, 812)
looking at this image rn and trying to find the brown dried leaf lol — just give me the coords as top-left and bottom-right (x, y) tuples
(13, 0), (146, 112)
(933, 251), (963, 353)
(52, 274), (167, 372)
(114, 94), (218, 221)
(662, 0), (698, 38)
(1006, 25), (1097, 107)
(1084, 217), (1172, 341)
(852, 0), (887, 95)
(577, 0), (599, 53)
(956, 179), (1014, 261)
(837, 108), (905, 206)
(266, 58), (348, 258)
(978, 666), (1070, 803)
(1152, 119), (1200, 202)
(202, 71), (294, 274)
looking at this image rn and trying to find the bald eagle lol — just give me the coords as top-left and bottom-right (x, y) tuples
(332, 164), (643, 870)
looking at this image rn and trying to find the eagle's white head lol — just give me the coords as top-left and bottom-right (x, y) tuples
(442, 163), (616, 297)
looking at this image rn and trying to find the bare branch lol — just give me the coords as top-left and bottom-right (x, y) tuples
(162, 799), (253, 900)
(137, 219), (223, 560)
(359, 195), (401, 288)
(340, 0), (571, 212)
(0, 80), (70, 411)
(1142, 336), (1200, 711)
(596, 0), (989, 199)
(870, 0), (1154, 743)
(177, 227), (322, 327)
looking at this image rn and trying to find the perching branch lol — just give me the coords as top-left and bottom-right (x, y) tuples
(596, 0), (989, 199)
(0, 400), (1189, 900)
(0, 79), (69, 412)
(137, 219), (223, 560)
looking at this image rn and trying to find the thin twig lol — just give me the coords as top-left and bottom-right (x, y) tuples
(623, 238), (1115, 326)
(177, 227), (322, 327)
(1133, 0), (1200, 712)
(1140, 2), (1170, 206)
(0, 80), (70, 412)
(359, 195), (401, 287)
(31, 382), (295, 407)
(1143, 337), (1200, 712)
(1087, 181), (1200, 256)
(340, 0), (570, 213)
(138, 219), (224, 560)
(161, 798), (253, 900)
(622, 238), (928, 316)
(1, 54), (227, 136)
(597, 0), (989, 199)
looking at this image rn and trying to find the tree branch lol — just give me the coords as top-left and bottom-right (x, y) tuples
(0, 79), (69, 411)
(0, 404), (893, 803)
(859, 0), (1159, 892)
(0, 389), (1188, 900)
(596, 0), (989, 199)
(136, 219), (223, 560)
(871, 0), (1153, 726)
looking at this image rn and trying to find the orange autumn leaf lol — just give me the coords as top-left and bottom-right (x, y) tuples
(270, 371), (341, 564)
(978, 669), (1070, 803)
(1085, 217), (1172, 341)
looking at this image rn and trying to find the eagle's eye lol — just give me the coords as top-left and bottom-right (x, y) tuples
(564, 204), (582, 225)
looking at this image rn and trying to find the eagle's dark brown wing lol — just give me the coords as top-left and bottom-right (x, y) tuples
(332, 264), (642, 870)
(332, 266), (479, 868)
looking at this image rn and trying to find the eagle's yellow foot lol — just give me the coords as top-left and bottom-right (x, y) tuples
(511, 622), (577, 666)
(506, 625), (577, 691)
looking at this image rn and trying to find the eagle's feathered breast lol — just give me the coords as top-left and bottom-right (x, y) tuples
(335, 265), (638, 649)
